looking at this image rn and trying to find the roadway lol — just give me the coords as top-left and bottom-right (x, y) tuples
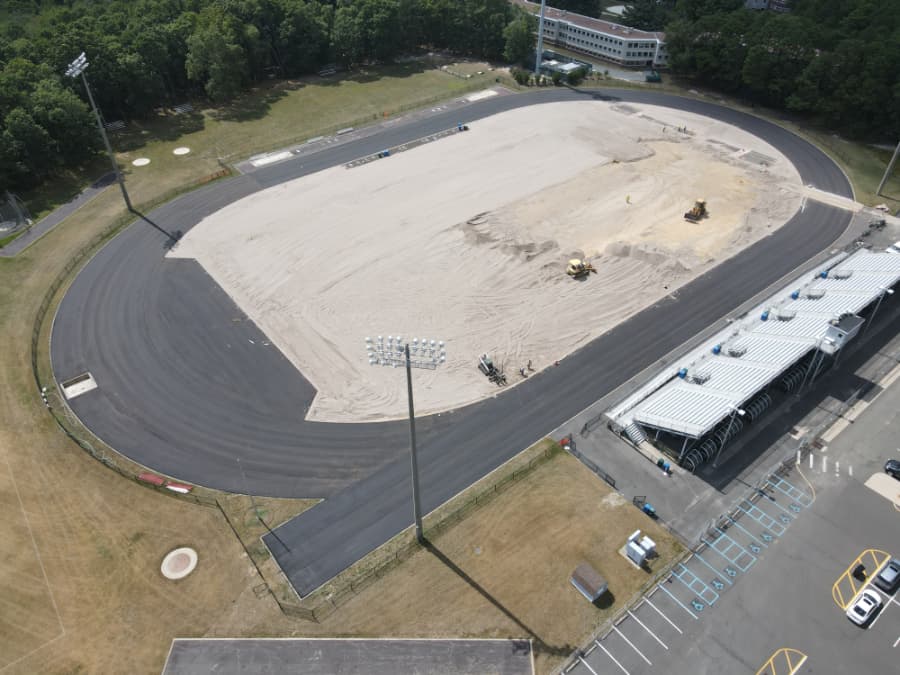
(50, 88), (853, 596)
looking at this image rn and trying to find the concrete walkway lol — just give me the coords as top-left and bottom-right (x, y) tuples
(0, 173), (115, 258)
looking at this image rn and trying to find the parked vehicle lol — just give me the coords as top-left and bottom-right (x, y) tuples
(874, 558), (900, 594)
(846, 589), (882, 626)
(885, 459), (900, 480)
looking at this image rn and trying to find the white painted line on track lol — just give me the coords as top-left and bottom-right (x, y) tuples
(612, 625), (651, 665)
(595, 640), (631, 675)
(836, 460), (840, 476)
(810, 454), (814, 469)
(644, 596), (683, 634)
(658, 583), (698, 620)
(797, 449), (801, 465)
(628, 610), (668, 649)
(578, 656), (600, 675)
(823, 456), (828, 473)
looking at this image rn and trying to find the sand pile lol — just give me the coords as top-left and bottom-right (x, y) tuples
(169, 100), (801, 422)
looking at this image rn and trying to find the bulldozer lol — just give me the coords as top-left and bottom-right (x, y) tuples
(684, 199), (708, 222)
(566, 258), (596, 278)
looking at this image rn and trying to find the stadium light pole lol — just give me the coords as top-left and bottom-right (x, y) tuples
(66, 52), (132, 211)
(534, 0), (547, 75)
(366, 335), (446, 543)
(712, 405), (744, 468)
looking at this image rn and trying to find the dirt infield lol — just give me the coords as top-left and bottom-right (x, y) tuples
(171, 100), (801, 422)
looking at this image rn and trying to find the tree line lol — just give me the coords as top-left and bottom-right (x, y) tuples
(0, 0), (519, 191)
(621, 0), (900, 139)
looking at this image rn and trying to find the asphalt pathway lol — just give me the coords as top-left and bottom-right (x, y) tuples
(0, 173), (115, 257)
(50, 88), (853, 596)
(163, 638), (533, 675)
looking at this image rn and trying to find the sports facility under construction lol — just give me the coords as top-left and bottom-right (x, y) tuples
(607, 245), (900, 472)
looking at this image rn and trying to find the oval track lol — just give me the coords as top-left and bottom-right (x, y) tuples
(52, 88), (852, 594)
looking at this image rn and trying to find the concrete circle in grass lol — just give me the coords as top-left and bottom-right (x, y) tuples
(132, 157), (151, 167)
(173, 147), (191, 156)
(161, 547), (198, 580)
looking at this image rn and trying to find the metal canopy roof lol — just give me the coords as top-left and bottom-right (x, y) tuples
(620, 249), (900, 439)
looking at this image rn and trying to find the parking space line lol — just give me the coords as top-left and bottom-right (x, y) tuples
(692, 550), (733, 585)
(755, 493), (799, 521)
(627, 610), (668, 650)
(703, 530), (756, 572)
(726, 515), (768, 548)
(657, 586), (697, 619)
(738, 500), (787, 536)
(893, 635), (899, 648)
(577, 655), (601, 675)
(869, 588), (898, 629)
(644, 595), (683, 634)
(612, 626), (652, 665)
(672, 563), (719, 605)
(766, 475), (813, 506)
(658, 583), (699, 620)
(595, 640), (630, 675)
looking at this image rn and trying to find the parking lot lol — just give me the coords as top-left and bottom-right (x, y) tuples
(565, 358), (900, 675)
(565, 472), (819, 675)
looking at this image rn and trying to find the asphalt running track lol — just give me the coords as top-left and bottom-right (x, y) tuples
(51, 88), (853, 596)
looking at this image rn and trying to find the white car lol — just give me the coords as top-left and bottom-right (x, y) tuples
(886, 241), (900, 254)
(846, 588), (882, 626)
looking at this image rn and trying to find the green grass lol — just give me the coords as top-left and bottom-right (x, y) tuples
(797, 133), (900, 210)
(18, 61), (505, 222)
(114, 61), (501, 167)
(0, 229), (25, 249)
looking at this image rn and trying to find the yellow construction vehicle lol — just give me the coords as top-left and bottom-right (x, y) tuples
(566, 259), (596, 278)
(684, 198), (707, 222)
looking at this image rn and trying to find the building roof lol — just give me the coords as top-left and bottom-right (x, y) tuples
(613, 248), (900, 439)
(514, 0), (665, 41)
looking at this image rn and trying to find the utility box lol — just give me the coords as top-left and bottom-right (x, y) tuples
(627, 541), (648, 567)
(639, 535), (657, 558)
(571, 562), (609, 602)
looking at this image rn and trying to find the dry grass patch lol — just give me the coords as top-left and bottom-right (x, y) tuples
(289, 448), (683, 675)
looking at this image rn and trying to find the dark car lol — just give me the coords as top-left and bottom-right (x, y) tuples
(886, 459), (900, 480)
(874, 558), (900, 594)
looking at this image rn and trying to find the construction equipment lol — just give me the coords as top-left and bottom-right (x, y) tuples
(684, 198), (707, 222)
(478, 354), (507, 386)
(566, 258), (596, 278)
